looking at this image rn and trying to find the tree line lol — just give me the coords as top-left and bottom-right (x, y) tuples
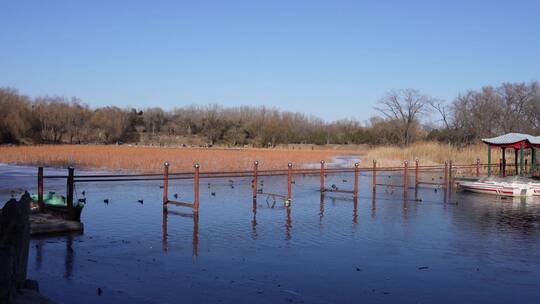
(1, 81), (539, 146)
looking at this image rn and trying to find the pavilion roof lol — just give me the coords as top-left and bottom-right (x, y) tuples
(482, 133), (540, 147)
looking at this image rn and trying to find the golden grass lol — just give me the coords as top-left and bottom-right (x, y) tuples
(0, 145), (362, 173)
(362, 142), (500, 167)
(0, 142), (507, 174)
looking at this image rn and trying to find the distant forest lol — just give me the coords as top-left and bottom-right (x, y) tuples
(1, 81), (539, 147)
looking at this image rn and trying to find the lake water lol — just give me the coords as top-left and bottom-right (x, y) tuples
(1, 164), (540, 303)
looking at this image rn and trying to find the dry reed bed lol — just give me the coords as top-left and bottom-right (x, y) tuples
(362, 142), (500, 167)
(0, 145), (361, 173)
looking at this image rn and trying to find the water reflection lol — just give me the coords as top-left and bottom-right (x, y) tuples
(352, 196), (358, 224)
(35, 239), (43, 269)
(319, 194), (324, 223)
(317, 193), (359, 224)
(33, 235), (75, 279)
(371, 191), (376, 218)
(161, 209), (199, 257)
(64, 235), (73, 279)
(285, 206), (292, 240)
(251, 199), (257, 240)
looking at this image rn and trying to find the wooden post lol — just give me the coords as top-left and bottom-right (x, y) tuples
(449, 160), (453, 187)
(193, 164), (200, 213)
(514, 148), (518, 175)
(37, 167), (44, 210)
(476, 158), (480, 177)
(403, 161), (408, 191)
(320, 160), (325, 193)
(163, 161), (169, 208)
(444, 161), (448, 188)
(67, 167), (74, 217)
(487, 145), (492, 177)
(520, 143), (525, 175)
(252, 161), (258, 199)
(287, 163), (293, 201)
(502, 147), (506, 177)
(353, 163), (359, 199)
(414, 159), (419, 190)
(372, 160), (377, 193)
(532, 148), (537, 175)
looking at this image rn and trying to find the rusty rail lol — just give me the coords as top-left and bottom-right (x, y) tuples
(38, 160), (501, 217)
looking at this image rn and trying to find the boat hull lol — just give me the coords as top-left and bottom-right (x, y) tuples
(459, 181), (533, 197)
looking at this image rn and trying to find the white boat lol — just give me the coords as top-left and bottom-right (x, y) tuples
(527, 181), (540, 196)
(458, 176), (534, 197)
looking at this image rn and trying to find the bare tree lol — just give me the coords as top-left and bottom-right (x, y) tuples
(375, 89), (433, 145)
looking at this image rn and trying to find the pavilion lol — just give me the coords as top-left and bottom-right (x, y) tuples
(482, 133), (540, 176)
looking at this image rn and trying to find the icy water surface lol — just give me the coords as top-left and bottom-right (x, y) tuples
(1, 164), (540, 303)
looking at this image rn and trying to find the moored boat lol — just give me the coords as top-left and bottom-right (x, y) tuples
(458, 177), (534, 197)
(30, 192), (85, 221)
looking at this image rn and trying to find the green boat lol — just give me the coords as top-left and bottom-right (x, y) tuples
(31, 192), (85, 221)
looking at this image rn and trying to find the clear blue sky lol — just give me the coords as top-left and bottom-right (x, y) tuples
(1, 0), (539, 121)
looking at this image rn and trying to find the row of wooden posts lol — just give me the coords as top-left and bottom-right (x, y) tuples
(161, 159), (483, 214)
(37, 158), (488, 218)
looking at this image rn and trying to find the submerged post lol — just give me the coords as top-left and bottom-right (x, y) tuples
(476, 158), (480, 177)
(37, 166), (44, 210)
(414, 159), (419, 190)
(320, 160), (325, 193)
(403, 161), (408, 191)
(372, 160), (377, 193)
(67, 167), (74, 217)
(193, 163), (200, 213)
(252, 161), (259, 199)
(163, 161), (169, 208)
(353, 163), (359, 199)
(287, 162), (293, 201)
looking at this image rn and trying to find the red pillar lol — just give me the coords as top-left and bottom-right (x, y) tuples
(193, 164), (200, 213)
(163, 161), (169, 209)
(372, 160), (377, 193)
(353, 163), (359, 199)
(287, 163), (293, 201)
(320, 160), (325, 193)
(252, 161), (258, 199)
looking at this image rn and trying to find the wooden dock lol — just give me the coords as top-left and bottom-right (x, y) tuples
(29, 213), (83, 235)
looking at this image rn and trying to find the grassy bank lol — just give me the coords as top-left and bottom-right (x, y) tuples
(0, 142), (505, 173)
(362, 142), (499, 167)
(0, 145), (362, 172)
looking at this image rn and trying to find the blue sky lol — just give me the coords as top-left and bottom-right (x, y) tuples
(1, 0), (539, 121)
